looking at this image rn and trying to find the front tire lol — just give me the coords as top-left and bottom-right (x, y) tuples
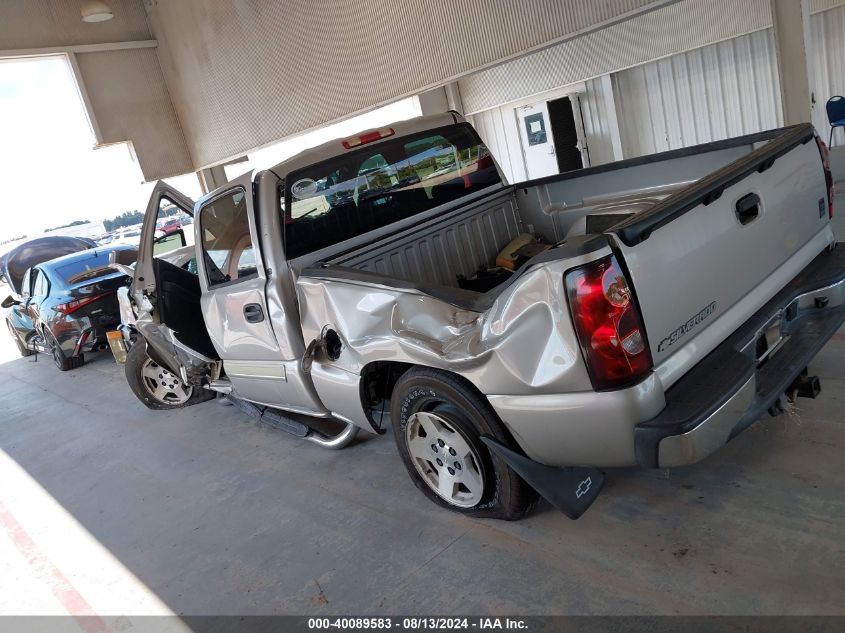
(7, 320), (33, 357)
(391, 367), (536, 520)
(125, 341), (214, 410)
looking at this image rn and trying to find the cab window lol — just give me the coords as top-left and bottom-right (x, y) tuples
(282, 123), (500, 259)
(199, 189), (258, 287)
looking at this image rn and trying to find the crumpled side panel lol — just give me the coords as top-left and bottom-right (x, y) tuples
(297, 259), (596, 426)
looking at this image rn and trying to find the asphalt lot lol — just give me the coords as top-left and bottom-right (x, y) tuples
(0, 294), (844, 617)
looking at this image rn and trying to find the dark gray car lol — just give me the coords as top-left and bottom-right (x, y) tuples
(3, 245), (136, 371)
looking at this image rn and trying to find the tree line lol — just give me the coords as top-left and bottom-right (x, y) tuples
(103, 210), (144, 232)
(44, 219), (90, 233)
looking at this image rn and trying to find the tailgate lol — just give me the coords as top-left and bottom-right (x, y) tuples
(610, 124), (832, 385)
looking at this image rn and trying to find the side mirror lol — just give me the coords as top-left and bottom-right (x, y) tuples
(1, 295), (20, 309)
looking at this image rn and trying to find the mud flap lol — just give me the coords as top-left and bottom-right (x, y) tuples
(481, 436), (604, 520)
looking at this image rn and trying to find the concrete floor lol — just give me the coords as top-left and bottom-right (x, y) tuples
(1, 209), (845, 617)
(1, 319), (844, 616)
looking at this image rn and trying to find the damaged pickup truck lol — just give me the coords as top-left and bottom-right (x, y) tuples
(114, 112), (845, 520)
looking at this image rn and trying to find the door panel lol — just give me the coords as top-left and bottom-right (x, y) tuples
(153, 258), (217, 357)
(196, 171), (291, 406)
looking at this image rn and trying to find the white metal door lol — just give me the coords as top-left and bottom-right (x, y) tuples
(516, 101), (558, 179)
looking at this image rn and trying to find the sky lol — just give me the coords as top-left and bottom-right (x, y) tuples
(0, 56), (202, 243)
(0, 55), (421, 245)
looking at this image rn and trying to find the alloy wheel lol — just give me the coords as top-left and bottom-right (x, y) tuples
(405, 410), (486, 508)
(139, 357), (192, 405)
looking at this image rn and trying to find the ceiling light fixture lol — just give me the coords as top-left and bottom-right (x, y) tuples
(81, 0), (114, 22)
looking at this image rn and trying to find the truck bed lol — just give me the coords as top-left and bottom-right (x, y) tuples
(321, 127), (795, 293)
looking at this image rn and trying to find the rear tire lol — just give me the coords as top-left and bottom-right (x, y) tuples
(44, 328), (83, 371)
(391, 367), (536, 520)
(7, 320), (33, 357)
(125, 341), (214, 410)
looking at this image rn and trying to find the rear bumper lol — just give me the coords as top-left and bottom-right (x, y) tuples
(635, 243), (845, 468)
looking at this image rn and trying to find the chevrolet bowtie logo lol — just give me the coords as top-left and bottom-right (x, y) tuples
(575, 477), (592, 499)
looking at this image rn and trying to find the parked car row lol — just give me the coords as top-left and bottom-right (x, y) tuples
(4, 113), (845, 522)
(96, 225), (143, 247)
(90, 213), (193, 249)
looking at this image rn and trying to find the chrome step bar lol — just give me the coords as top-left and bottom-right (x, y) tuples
(223, 393), (359, 450)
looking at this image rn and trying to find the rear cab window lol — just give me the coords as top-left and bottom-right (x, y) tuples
(281, 123), (501, 259)
(199, 189), (258, 287)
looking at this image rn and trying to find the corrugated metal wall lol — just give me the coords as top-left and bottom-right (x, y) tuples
(612, 3), (845, 156)
(459, 0), (773, 115)
(579, 77), (617, 166)
(613, 28), (783, 158)
(145, 0), (670, 170)
(810, 4), (845, 145)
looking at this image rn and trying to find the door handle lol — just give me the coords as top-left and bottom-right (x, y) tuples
(735, 193), (760, 225)
(243, 303), (265, 323)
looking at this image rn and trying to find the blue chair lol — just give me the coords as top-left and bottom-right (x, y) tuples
(826, 95), (845, 146)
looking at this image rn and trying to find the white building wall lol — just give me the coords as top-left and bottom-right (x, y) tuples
(468, 0), (845, 178)
(470, 76), (617, 184)
(473, 8), (845, 179)
(612, 4), (845, 157)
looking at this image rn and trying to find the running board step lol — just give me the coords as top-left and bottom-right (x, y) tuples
(227, 396), (310, 437)
(224, 395), (359, 449)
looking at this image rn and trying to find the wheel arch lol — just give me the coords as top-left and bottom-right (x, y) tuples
(358, 361), (523, 453)
(359, 360), (415, 433)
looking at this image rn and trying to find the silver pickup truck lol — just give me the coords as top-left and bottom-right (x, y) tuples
(114, 112), (845, 520)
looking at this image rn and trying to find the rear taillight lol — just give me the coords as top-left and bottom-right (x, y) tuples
(565, 255), (653, 390)
(815, 136), (835, 218)
(55, 292), (111, 315)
